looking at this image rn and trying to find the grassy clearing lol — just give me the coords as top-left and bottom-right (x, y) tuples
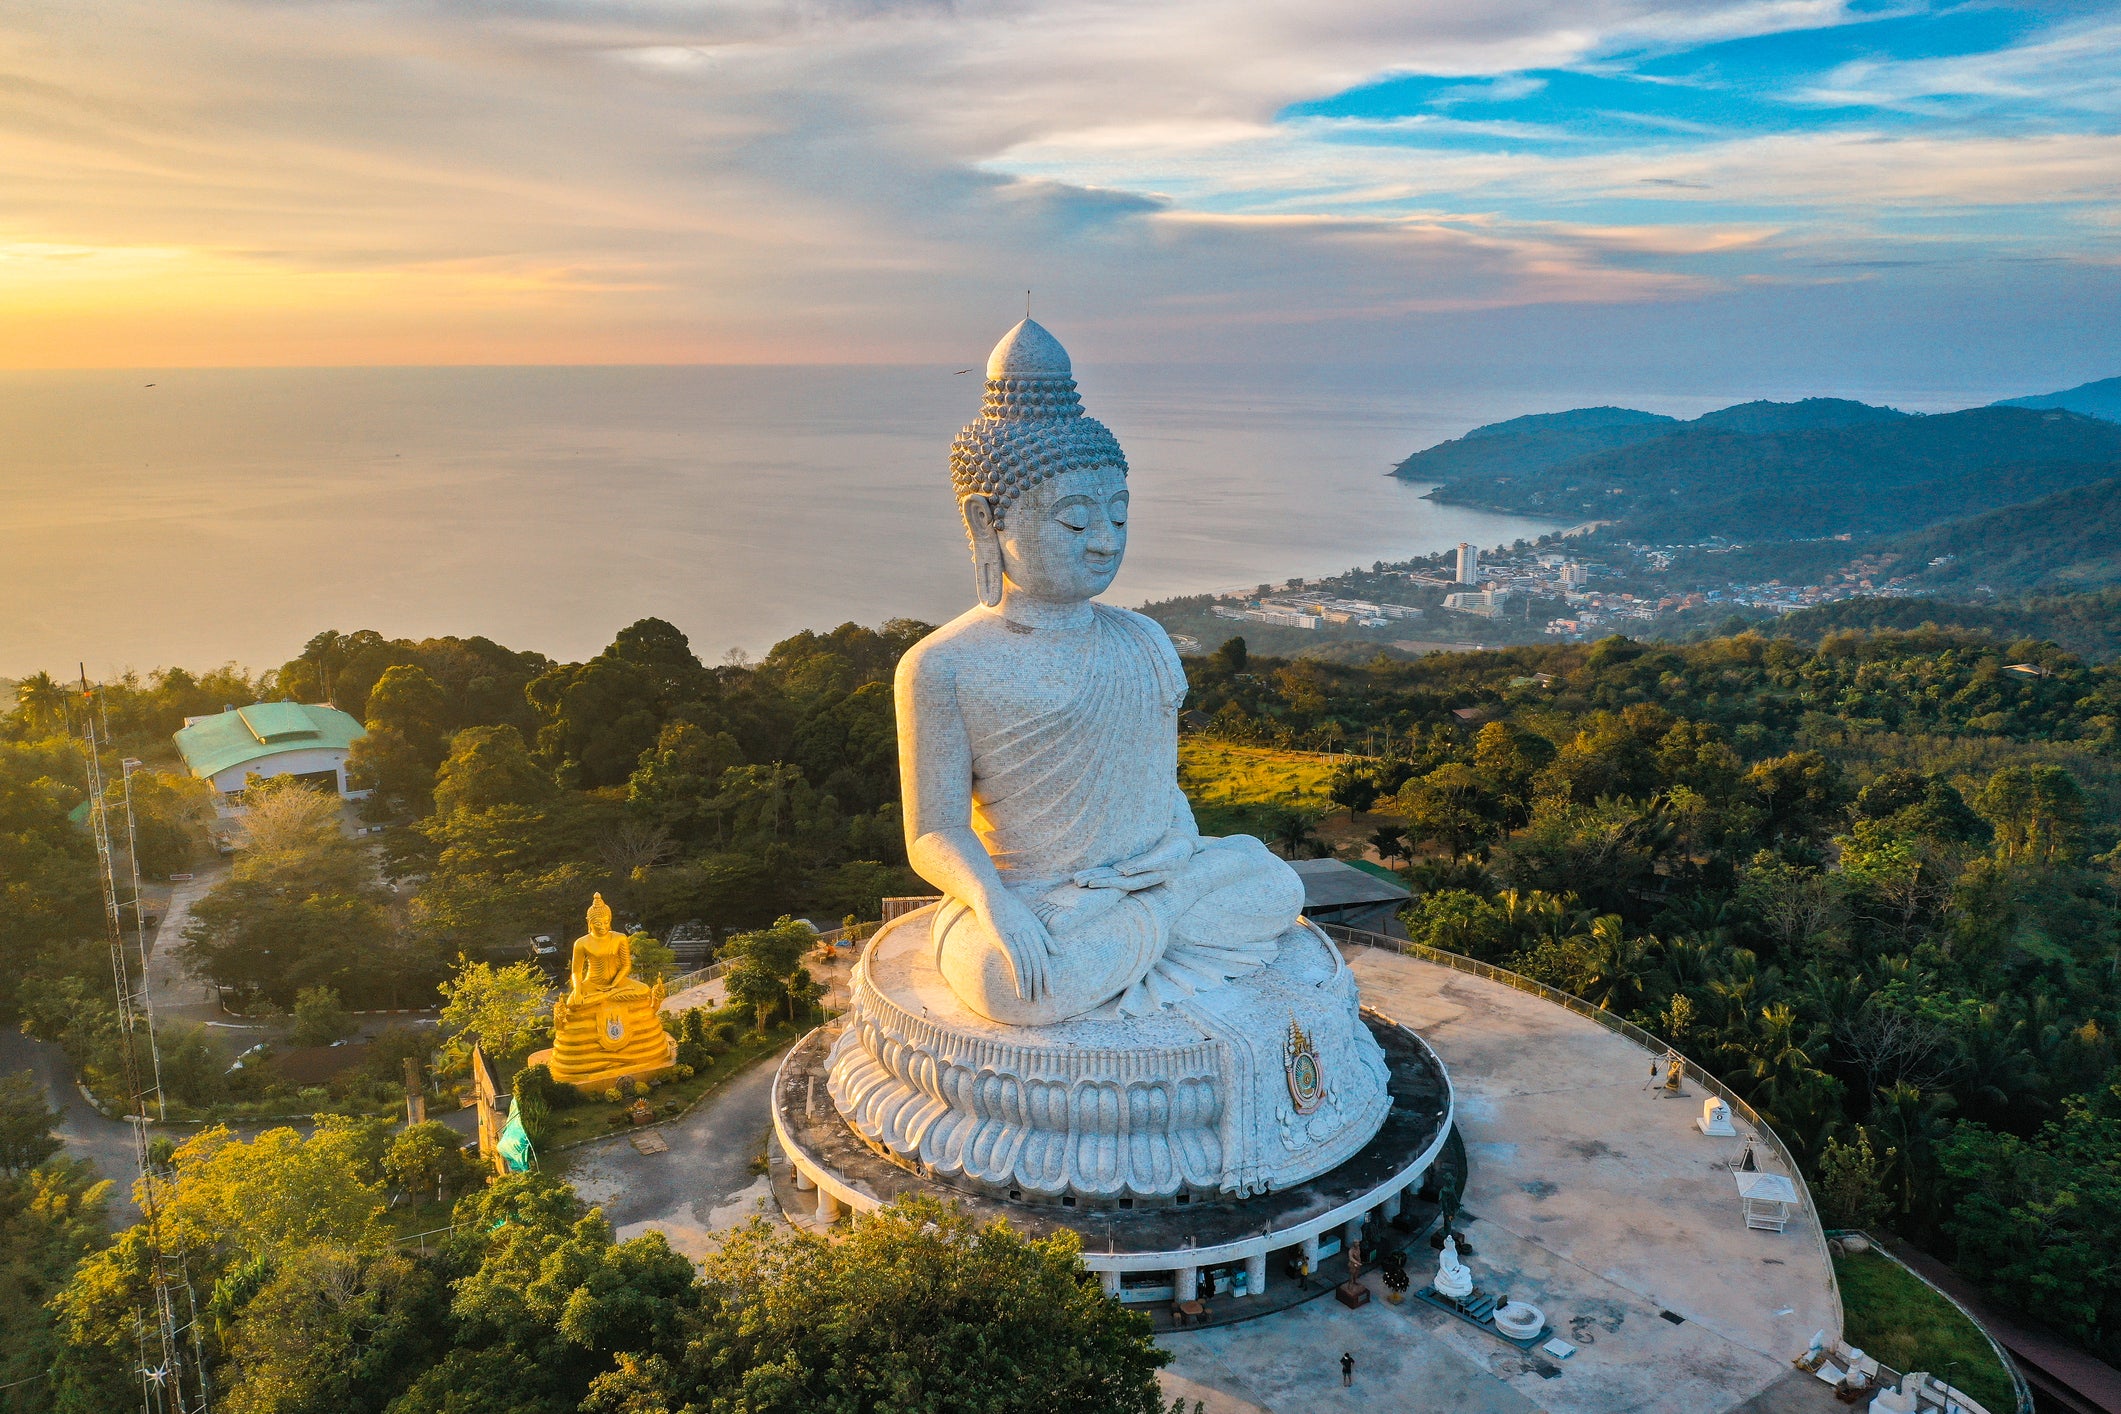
(1177, 741), (1338, 811)
(1834, 1248), (2015, 1413)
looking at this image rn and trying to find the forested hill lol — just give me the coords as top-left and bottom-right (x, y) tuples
(1996, 375), (2121, 423)
(1677, 474), (2121, 603)
(1400, 403), (2121, 543)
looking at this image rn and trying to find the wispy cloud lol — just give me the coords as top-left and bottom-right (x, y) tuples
(0, 0), (2112, 371)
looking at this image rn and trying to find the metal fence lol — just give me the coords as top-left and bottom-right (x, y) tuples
(1319, 920), (1844, 1346)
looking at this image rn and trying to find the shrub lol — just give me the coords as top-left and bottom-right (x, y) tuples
(290, 986), (356, 1047)
(602, 1087), (622, 1104)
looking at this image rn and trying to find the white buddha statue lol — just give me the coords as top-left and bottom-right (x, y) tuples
(821, 317), (1393, 1205)
(1435, 1235), (1475, 1301)
(897, 317), (1304, 1025)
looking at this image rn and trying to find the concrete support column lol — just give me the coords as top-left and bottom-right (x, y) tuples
(816, 1186), (842, 1222)
(1244, 1251), (1267, 1297)
(1099, 1269), (1121, 1299)
(1382, 1190), (1402, 1221)
(1174, 1266), (1198, 1303)
(792, 1167), (815, 1192)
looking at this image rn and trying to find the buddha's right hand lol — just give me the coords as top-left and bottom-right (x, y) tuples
(978, 890), (1055, 1003)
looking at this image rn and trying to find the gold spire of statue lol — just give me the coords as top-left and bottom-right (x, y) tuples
(529, 892), (676, 1091)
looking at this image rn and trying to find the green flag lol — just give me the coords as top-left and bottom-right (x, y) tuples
(498, 1096), (536, 1172)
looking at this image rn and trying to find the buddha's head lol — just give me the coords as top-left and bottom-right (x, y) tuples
(586, 892), (613, 936)
(950, 319), (1130, 608)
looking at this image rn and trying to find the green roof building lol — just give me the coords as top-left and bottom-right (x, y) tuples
(173, 702), (368, 797)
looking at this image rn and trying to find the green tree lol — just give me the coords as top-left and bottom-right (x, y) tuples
(290, 985), (355, 1047)
(0, 1158), (112, 1406)
(438, 960), (552, 1063)
(1265, 809), (1323, 860)
(0, 1071), (62, 1177)
(626, 932), (678, 985)
(720, 918), (813, 1032)
(383, 1121), (479, 1204)
(1210, 636), (1246, 674)
(1938, 1093), (2121, 1359)
(625, 721), (743, 838)
(618, 1195), (1170, 1414)
(122, 768), (217, 877)
(1396, 762), (1495, 863)
(181, 782), (398, 1007)
(433, 724), (556, 817)
(1327, 764), (1378, 821)
(1817, 1126), (1896, 1230)
(346, 662), (452, 812)
(1976, 764), (2087, 865)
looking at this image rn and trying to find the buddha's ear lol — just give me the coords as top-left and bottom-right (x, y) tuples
(961, 496), (1004, 608)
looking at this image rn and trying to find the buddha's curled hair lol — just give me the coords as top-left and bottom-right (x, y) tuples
(950, 376), (1128, 529)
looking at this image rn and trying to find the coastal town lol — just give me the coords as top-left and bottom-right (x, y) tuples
(1161, 532), (1950, 653)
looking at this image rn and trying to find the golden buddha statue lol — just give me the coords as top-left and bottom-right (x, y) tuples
(531, 893), (675, 1091)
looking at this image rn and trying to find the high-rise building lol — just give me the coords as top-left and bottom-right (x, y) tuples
(1561, 561), (1587, 588)
(1455, 542), (1480, 584)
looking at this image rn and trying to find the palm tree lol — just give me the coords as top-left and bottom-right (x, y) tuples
(1269, 810), (1321, 860)
(14, 671), (68, 735)
(1577, 917), (1652, 1014)
(1368, 824), (1408, 867)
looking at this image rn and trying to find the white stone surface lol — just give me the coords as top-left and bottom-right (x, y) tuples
(1493, 1301), (1544, 1339)
(1698, 1097), (1738, 1136)
(825, 906), (1391, 1200)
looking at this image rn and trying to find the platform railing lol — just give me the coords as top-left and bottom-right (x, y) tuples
(1319, 920), (1844, 1347)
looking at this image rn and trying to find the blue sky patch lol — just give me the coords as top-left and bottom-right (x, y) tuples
(1283, 3), (2077, 148)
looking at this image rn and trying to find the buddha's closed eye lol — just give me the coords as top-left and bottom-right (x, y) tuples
(1057, 504), (1092, 531)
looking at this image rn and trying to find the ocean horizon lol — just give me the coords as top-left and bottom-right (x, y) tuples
(0, 363), (2006, 679)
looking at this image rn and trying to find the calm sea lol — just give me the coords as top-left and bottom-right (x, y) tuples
(0, 364), (1977, 678)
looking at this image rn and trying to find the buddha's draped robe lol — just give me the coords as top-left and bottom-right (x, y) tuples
(933, 605), (1300, 1024)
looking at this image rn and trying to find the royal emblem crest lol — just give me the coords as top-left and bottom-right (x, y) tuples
(1283, 1017), (1324, 1114)
(597, 1003), (627, 1051)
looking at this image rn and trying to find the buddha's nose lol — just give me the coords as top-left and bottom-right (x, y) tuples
(1085, 514), (1121, 555)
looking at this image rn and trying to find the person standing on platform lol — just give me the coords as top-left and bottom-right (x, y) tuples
(1341, 1352), (1355, 1387)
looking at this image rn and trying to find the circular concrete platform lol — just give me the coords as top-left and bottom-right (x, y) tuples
(774, 1008), (1452, 1303)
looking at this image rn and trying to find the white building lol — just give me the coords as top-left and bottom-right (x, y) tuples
(174, 702), (369, 798)
(1560, 562), (1588, 588)
(1443, 590), (1501, 617)
(1455, 543), (1481, 584)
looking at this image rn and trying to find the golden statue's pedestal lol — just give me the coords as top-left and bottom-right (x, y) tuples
(527, 1034), (677, 1095)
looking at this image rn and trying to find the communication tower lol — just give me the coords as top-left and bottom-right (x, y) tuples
(75, 669), (210, 1414)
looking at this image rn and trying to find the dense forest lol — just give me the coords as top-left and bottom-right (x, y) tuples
(4, 610), (2120, 1405)
(1681, 473), (2121, 597)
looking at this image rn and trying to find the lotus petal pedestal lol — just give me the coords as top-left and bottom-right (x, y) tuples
(825, 905), (1392, 1203)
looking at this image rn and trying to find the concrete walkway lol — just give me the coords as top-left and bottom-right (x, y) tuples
(563, 1047), (787, 1259)
(1156, 945), (1840, 1414)
(145, 863), (227, 1022)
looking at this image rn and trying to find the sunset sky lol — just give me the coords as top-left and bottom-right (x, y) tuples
(4, 0), (2117, 381)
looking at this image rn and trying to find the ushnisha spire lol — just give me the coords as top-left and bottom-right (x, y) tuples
(950, 318), (1128, 526)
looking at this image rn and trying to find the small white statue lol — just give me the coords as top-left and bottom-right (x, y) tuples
(1698, 1097), (1738, 1136)
(1434, 1235), (1474, 1300)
